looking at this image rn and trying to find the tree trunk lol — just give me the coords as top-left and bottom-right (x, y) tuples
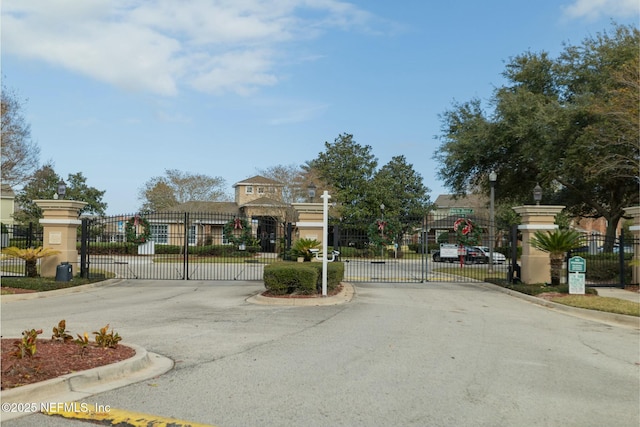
(25, 260), (38, 278)
(549, 255), (564, 286)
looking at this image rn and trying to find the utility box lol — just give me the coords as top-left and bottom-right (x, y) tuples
(55, 262), (73, 282)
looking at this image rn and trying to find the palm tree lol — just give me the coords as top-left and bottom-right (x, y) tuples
(1, 246), (61, 277)
(529, 229), (583, 286)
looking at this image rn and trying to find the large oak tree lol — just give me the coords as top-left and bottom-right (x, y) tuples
(435, 24), (639, 241)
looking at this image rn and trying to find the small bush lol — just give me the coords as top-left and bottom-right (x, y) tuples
(263, 262), (345, 295)
(264, 263), (318, 295)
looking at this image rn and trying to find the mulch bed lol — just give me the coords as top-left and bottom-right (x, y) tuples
(1, 339), (136, 390)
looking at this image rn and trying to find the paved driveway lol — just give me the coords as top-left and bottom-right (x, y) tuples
(2, 280), (639, 426)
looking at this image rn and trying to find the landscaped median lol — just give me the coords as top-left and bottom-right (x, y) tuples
(263, 261), (344, 296)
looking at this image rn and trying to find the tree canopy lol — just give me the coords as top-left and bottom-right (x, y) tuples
(1, 85), (40, 188)
(307, 133), (431, 224)
(435, 23), (639, 240)
(13, 164), (107, 225)
(138, 169), (229, 212)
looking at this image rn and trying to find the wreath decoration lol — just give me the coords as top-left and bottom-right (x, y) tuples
(368, 218), (401, 247)
(223, 217), (253, 246)
(125, 215), (152, 244)
(453, 217), (482, 246)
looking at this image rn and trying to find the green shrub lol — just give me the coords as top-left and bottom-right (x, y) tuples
(264, 263), (318, 295)
(263, 261), (345, 295)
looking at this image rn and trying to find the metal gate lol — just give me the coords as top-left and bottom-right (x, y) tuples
(567, 230), (639, 288)
(81, 212), (285, 281)
(0, 223), (44, 277)
(331, 213), (512, 283)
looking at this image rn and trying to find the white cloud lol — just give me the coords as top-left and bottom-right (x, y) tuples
(563, 0), (639, 20)
(2, 0), (375, 96)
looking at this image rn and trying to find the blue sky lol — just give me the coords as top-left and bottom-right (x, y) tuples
(2, 0), (638, 215)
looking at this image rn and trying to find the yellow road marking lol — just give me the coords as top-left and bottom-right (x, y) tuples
(42, 403), (216, 427)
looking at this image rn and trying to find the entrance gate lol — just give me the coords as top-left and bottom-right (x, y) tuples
(331, 213), (512, 283)
(81, 212), (284, 281)
(79, 211), (512, 283)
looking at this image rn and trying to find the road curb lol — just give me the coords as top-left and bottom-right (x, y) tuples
(478, 282), (640, 329)
(246, 282), (355, 306)
(0, 343), (174, 422)
(1, 279), (125, 302)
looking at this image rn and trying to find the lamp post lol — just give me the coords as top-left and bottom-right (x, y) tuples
(533, 183), (542, 205)
(307, 182), (316, 203)
(56, 179), (67, 200)
(380, 203), (385, 257)
(489, 171), (497, 273)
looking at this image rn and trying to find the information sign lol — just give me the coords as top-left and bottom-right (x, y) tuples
(568, 256), (586, 273)
(569, 272), (585, 294)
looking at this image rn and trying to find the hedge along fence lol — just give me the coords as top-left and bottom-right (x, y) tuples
(80, 242), (260, 256)
(264, 262), (345, 295)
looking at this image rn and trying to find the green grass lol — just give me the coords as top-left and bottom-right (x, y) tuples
(486, 279), (639, 317)
(1, 270), (114, 293)
(550, 295), (640, 317)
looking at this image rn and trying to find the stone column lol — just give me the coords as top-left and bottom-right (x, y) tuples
(35, 200), (87, 277)
(291, 203), (324, 243)
(623, 206), (640, 286)
(512, 205), (565, 285)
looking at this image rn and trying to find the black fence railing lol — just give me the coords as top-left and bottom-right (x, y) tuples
(1, 223), (44, 277)
(80, 212), (286, 281)
(567, 230), (638, 288)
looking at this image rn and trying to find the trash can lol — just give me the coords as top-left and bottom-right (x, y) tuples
(55, 262), (73, 282)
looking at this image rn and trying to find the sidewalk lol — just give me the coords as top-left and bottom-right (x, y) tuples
(595, 287), (640, 303)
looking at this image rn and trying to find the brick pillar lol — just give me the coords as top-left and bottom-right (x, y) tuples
(34, 200), (87, 277)
(512, 205), (565, 284)
(291, 203), (324, 243)
(623, 206), (640, 286)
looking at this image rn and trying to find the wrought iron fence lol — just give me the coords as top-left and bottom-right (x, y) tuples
(567, 230), (639, 287)
(80, 212), (285, 281)
(0, 223), (44, 277)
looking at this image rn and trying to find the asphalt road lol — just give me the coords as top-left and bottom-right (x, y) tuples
(2, 280), (639, 427)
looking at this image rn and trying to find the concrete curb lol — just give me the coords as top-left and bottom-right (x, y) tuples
(1, 279), (125, 302)
(0, 343), (174, 422)
(247, 282), (355, 306)
(477, 281), (640, 329)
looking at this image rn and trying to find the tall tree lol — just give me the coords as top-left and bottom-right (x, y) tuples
(1, 85), (40, 188)
(368, 155), (431, 254)
(13, 164), (106, 225)
(435, 23), (639, 241)
(138, 169), (229, 211)
(139, 181), (178, 212)
(255, 164), (305, 204)
(307, 133), (377, 221)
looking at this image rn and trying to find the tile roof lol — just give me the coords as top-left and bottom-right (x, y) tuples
(233, 175), (283, 187)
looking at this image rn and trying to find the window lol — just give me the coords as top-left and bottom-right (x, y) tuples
(188, 225), (196, 245)
(151, 224), (168, 244)
(258, 187), (264, 194)
(246, 186), (253, 194)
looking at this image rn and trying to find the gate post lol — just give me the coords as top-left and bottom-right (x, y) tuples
(291, 202), (324, 243)
(512, 205), (565, 285)
(34, 199), (87, 277)
(623, 206), (640, 286)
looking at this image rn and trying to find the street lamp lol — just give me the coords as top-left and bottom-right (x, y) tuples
(380, 203), (385, 257)
(489, 171), (497, 272)
(307, 182), (316, 202)
(57, 179), (67, 200)
(533, 183), (542, 205)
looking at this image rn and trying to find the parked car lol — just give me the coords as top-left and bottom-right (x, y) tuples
(432, 245), (488, 264)
(474, 246), (507, 264)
